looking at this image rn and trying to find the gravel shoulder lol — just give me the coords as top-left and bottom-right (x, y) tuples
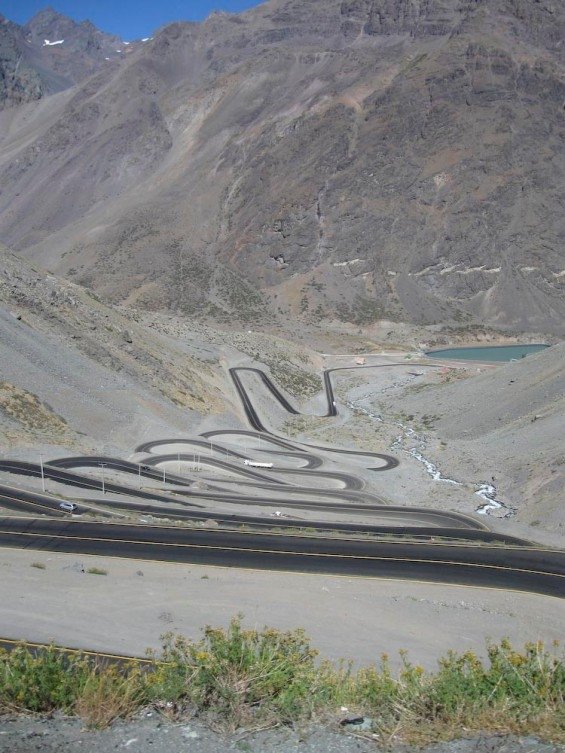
(0, 714), (563, 753)
(0, 548), (562, 670)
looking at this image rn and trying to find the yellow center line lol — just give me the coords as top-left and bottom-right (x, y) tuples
(0, 495), (561, 554)
(2, 544), (563, 601)
(0, 637), (153, 663)
(1, 528), (563, 578)
(0, 493), (58, 513)
(0, 496), (558, 553)
(0, 506), (560, 553)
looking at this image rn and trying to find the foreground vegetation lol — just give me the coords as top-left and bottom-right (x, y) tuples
(0, 619), (563, 743)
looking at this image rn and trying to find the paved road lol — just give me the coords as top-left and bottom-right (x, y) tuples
(0, 460), (204, 507)
(226, 363), (453, 465)
(135, 438), (322, 469)
(136, 452), (363, 490)
(227, 368), (399, 470)
(0, 480), (484, 530)
(50, 453), (290, 487)
(0, 517), (561, 597)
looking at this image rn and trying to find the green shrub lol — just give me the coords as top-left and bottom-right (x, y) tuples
(0, 646), (91, 713)
(0, 628), (563, 741)
(350, 640), (565, 743)
(149, 617), (321, 728)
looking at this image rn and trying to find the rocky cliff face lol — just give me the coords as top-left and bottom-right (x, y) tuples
(0, 8), (131, 108)
(0, 0), (563, 334)
(0, 15), (45, 107)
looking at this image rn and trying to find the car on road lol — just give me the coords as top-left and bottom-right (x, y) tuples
(59, 502), (77, 512)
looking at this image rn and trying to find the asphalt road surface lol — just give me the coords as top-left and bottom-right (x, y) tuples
(0, 517), (561, 597)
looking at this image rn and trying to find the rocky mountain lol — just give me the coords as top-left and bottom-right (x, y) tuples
(0, 14), (44, 107)
(0, 7), (131, 108)
(0, 0), (563, 334)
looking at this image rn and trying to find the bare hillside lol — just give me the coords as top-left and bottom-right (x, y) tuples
(0, 247), (227, 455)
(0, 0), (562, 334)
(0, 246), (327, 457)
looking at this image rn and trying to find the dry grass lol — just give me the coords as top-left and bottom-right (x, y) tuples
(0, 382), (69, 436)
(74, 668), (145, 729)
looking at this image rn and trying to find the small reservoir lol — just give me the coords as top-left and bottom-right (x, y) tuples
(425, 344), (549, 362)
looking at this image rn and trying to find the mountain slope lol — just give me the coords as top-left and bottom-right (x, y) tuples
(0, 0), (563, 333)
(0, 246), (226, 455)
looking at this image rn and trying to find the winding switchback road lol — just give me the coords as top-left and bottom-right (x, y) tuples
(0, 360), (562, 598)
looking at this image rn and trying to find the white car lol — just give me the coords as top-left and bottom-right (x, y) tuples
(59, 502), (77, 512)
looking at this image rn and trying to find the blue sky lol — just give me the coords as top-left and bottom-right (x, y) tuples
(2, 1), (264, 40)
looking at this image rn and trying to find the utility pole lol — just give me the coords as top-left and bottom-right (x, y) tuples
(100, 463), (106, 495)
(39, 454), (45, 493)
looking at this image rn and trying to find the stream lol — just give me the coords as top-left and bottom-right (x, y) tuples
(346, 395), (515, 517)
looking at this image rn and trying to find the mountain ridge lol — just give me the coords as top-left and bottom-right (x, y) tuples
(0, 6), (137, 108)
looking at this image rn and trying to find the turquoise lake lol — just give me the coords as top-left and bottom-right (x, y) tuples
(425, 344), (550, 362)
